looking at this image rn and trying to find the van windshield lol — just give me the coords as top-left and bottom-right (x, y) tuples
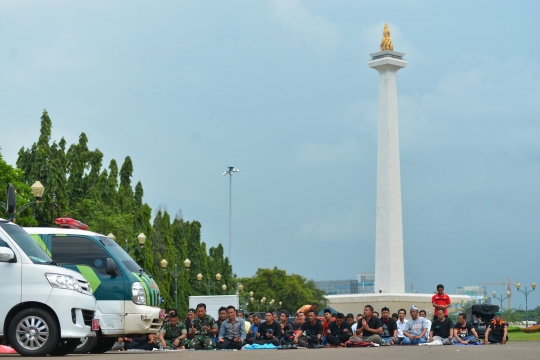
(0, 222), (53, 264)
(100, 236), (142, 273)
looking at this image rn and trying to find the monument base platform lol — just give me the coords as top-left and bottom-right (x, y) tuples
(326, 293), (471, 317)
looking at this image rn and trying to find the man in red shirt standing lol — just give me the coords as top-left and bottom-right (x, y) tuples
(432, 284), (451, 317)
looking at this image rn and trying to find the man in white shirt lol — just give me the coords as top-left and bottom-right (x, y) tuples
(419, 310), (432, 341)
(396, 308), (408, 344)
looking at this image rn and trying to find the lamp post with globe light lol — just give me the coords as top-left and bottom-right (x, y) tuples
(515, 282), (536, 328)
(493, 290), (511, 311)
(160, 258), (191, 310)
(1, 181), (45, 222)
(124, 233), (147, 256)
(197, 273), (223, 296)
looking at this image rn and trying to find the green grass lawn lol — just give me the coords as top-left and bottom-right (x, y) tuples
(508, 332), (540, 341)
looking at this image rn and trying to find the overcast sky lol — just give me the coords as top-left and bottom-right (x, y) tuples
(2, 0), (539, 308)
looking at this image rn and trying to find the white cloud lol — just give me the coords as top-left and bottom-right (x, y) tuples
(268, 0), (341, 54)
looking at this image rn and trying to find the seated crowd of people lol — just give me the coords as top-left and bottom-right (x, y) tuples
(112, 284), (509, 350)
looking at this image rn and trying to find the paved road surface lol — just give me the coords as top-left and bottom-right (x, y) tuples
(1, 342), (539, 359)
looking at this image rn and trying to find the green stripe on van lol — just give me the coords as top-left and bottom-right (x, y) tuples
(133, 273), (150, 306)
(77, 265), (101, 292)
(30, 234), (51, 256)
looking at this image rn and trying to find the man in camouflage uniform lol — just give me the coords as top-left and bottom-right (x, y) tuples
(191, 303), (218, 350)
(159, 311), (193, 349)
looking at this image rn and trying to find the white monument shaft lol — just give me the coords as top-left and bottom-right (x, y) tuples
(369, 50), (407, 293)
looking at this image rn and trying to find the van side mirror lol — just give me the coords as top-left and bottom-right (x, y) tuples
(106, 258), (117, 276)
(6, 183), (16, 215)
(0, 247), (15, 262)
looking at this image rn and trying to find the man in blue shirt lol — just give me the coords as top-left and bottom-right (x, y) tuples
(217, 306), (246, 350)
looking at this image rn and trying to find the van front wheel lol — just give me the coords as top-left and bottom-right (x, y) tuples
(73, 335), (98, 354)
(8, 308), (60, 357)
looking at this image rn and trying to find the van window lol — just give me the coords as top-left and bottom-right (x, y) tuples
(0, 222), (52, 264)
(52, 236), (110, 275)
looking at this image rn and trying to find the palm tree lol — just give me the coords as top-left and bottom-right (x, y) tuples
(501, 308), (522, 325)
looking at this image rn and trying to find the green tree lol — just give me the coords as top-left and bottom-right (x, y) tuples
(0, 149), (37, 226)
(238, 267), (327, 314)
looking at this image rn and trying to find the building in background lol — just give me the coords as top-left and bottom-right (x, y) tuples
(315, 280), (358, 295)
(357, 273), (375, 294)
(457, 286), (490, 304)
(457, 286), (487, 297)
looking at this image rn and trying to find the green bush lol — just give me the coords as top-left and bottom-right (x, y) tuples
(507, 326), (521, 333)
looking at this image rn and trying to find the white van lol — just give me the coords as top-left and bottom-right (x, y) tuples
(0, 219), (98, 356)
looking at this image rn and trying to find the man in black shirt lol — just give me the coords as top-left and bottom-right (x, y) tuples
(216, 307), (227, 332)
(484, 312), (508, 344)
(254, 311), (282, 346)
(294, 310), (323, 347)
(326, 313), (352, 347)
(355, 305), (382, 345)
(380, 307), (398, 346)
(429, 309), (453, 345)
(453, 313), (479, 344)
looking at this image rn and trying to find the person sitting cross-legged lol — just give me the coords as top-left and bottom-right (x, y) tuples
(245, 314), (261, 344)
(326, 313), (352, 347)
(191, 303), (218, 350)
(253, 311), (282, 346)
(453, 313), (479, 345)
(355, 305), (382, 345)
(159, 311), (192, 349)
(396, 309), (407, 344)
(484, 312), (508, 345)
(429, 309), (454, 345)
(419, 310), (432, 341)
(217, 305), (246, 350)
(401, 305), (428, 345)
(294, 310), (323, 347)
(280, 311), (294, 343)
(380, 307), (398, 346)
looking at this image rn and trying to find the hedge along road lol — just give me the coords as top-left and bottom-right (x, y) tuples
(1, 343), (539, 360)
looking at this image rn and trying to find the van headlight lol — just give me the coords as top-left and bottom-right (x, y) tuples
(46, 273), (82, 293)
(132, 282), (147, 305)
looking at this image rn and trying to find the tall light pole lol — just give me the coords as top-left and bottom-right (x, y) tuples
(222, 167), (239, 265)
(515, 282), (536, 328)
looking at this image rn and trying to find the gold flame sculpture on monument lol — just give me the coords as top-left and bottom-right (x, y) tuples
(380, 23), (393, 51)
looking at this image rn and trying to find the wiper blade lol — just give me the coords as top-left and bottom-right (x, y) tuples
(45, 260), (59, 266)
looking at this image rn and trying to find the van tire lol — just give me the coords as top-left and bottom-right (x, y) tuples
(8, 308), (60, 357)
(49, 339), (81, 356)
(90, 336), (116, 353)
(73, 335), (98, 354)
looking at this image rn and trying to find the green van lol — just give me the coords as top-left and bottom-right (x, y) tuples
(25, 227), (163, 353)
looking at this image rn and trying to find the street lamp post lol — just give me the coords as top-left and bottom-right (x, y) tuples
(222, 167), (239, 265)
(492, 290), (511, 311)
(161, 258), (191, 310)
(252, 297), (266, 312)
(515, 282), (536, 328)
(238, 284), (249, 311)
(125, 233), (147, 255)
(197, 273), (223, 295)
(1, 181), (45, 222)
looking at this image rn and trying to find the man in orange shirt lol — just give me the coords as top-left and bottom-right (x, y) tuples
(297, 302), (319, 317)
(432, 284), (451, 317)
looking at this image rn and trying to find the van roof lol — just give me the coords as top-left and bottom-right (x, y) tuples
(24, 227), (105, 237)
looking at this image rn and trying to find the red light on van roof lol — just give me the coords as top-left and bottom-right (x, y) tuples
(54, 218), (89, 230)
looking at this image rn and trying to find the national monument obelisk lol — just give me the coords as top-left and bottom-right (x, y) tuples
(369, 24), (406, 294)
